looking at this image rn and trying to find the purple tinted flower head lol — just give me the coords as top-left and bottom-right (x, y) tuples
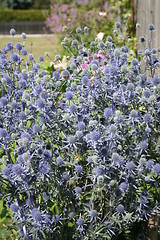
(77, 217), (84, 226)
(39, 55), (44, 62)
(143, 90), (151, 98)
(145, 160), (154, 170)
(22, 48), (27, 56)
(62, 172), (70, 181)
(75, 165), (82, 174)
(143, 114), (151, 123)
(52, 71), (60, 80)
(33, 124), (41, 134)
(34, 85), (42, 95)
(1, 97), (8, 106)
(39, 162), (48, 174)
(104, 108), (113, 119)
(120, 182), (128, 191)
(41, 70), (46, 76)
(90, 130), (100, 142)
(37, 98), (45, 109)
(21, 71), (28, 80)
(32, 209), (42, 222)
(96, 166), (105, 176)
(153, 164), (160, 175)
(2, 167), (10, 176)
(21, 132), (31, 141)
(129, 109), (138, 119)
(43, 149), (51, 158)
(75, 186), (82, 195)
(126, 161), (135, 171)
(90, 210), (98, 219)
(138, 141), (148, 150)
(12, 164), (22, 175)
(16, 42), (22, 51)
(0, 128), (8, 138)
(116, 204), (124, 213)
(81, 75), (89, 86)
(68, 103), (77, 113)
(10, 53), (19, 63)
(56, 157), (64, 166)
(62, 70), (70, 80)
(10, 203), (19, 213)
(78, 121), (86, 131)
(6, 42), (13, 51)
(66, 91), (73, 100)
(10, 28), (16, 36)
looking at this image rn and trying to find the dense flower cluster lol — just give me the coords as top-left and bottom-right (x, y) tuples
(0, 25), (160, 239)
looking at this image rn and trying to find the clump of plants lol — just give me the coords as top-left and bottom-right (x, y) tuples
(0, 24), (160, 240)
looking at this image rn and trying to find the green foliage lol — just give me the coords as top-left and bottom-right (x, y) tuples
(0, 9), (46, 22)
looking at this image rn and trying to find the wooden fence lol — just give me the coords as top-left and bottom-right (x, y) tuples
(135, 0), (160, 48)
(0, 21), (48, 34)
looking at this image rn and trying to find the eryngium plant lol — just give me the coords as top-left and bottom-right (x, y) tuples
(0, 24), (160, 239)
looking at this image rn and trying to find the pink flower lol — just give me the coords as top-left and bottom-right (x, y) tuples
(100, 66), (104, 71)
(57, 100), (61, 105)
(81, 63), (88, 69)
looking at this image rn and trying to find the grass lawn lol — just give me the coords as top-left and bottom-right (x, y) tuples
(0, 34), (62, 60)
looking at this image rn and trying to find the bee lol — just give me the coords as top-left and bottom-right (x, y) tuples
(63, 73), (69, 79)
(90, 76), (95, 89)
(75, 154), (80, 159)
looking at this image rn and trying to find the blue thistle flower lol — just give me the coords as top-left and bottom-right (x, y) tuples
(39, 162), (48, 174)
(145, 160), (154, 170)
(116, 204), (124, 213)
(56, 157), (64, 166)
(34, 85), (42, 95)
(10, 53), (19, 63)
(6, 42), (13, 51)
(0, 97), (8, 106)
(33, 124), (41, 134)
(43, 149), (51, 158)
(138, 141), (148, 150)
(75, 186), (82, 195)
(52, 71), (60, 80)
(2, 167), (10, 176)
(0, 128), (8, 138)
(10, 28), (16, 36)
(66, 91), (73, 100)
(12, 164), (23, 175)
(104, 108), (113, 119)
(129, 109), (138, 119)
(39, 55), (44, 62)
(90, 130), (100, 142)
(21, 132), (31, 141)
(143, 90), (151, 98)
(21, 71), (28, 80)
(81, 75), (89, 86)
(10, 203), (19, 213)
(37, 98), (45, 109)
(78, 121), (86, 131)
(68, 104), (77, 113)
(153, 164), (160, 175)
(16, 43), (22, 51)
(75, 165), (82, 174)
(62, 70), (70, 80)
(77, 217), (84, 226)
(62, 172), (70, 181)
(32, 209), (42, 222)
(120, 182), (128, 191)
(22, 48), (27, 55)
(96, 166), (105, 176)
(126, 161), (135, 171)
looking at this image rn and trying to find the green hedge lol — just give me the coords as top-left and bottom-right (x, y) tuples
(0, 9), (46, 22)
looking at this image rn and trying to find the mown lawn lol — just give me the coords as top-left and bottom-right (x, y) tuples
(0, 34), (62, 60)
